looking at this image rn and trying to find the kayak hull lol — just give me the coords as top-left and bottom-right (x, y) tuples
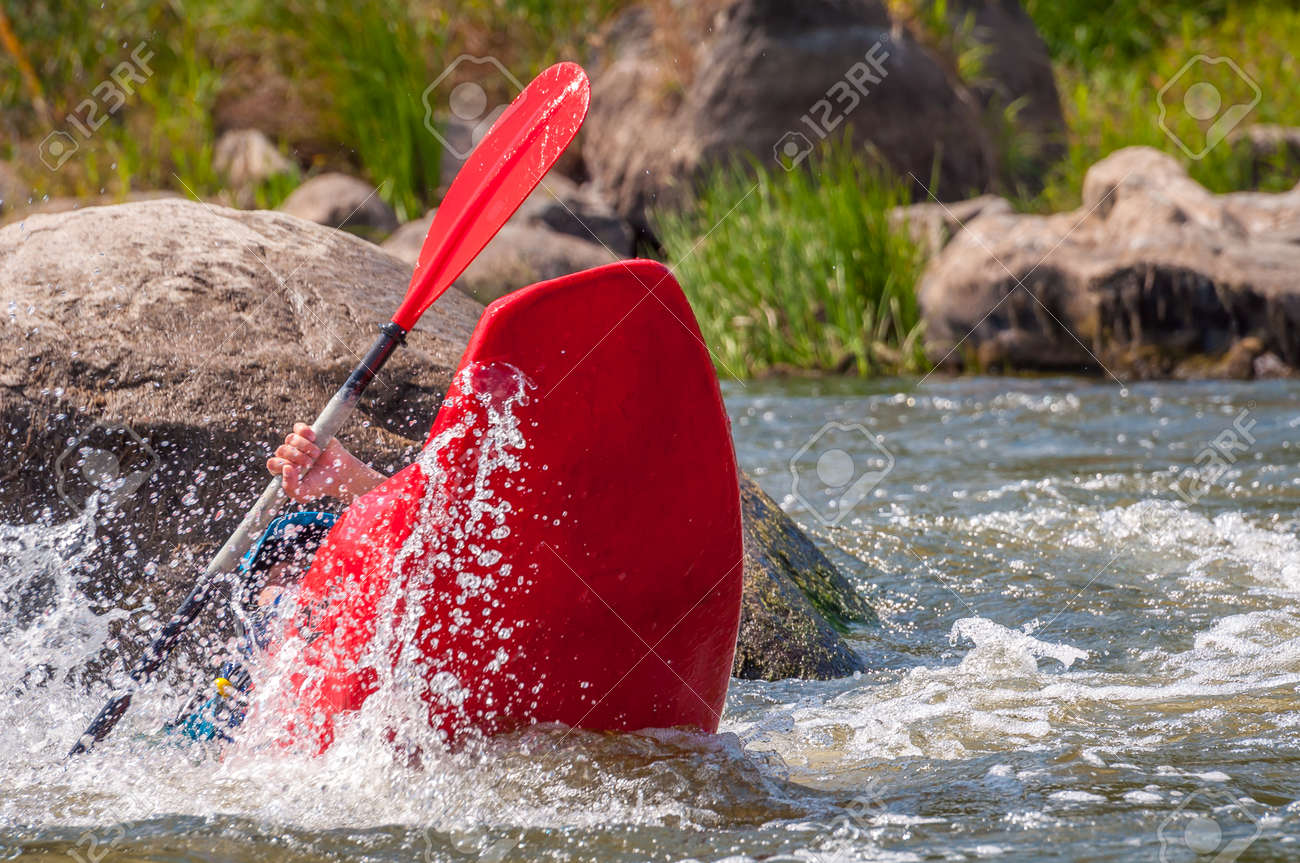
(282, 260), (743, 749)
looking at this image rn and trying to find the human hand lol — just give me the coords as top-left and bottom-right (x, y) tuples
(266, 423), (385, 503)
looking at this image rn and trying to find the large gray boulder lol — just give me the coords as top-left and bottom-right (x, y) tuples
(0, 197), (872, 680)
(583, 0), (996, 232)
(919, 147), (1300, 378)
(0, 198), (479, 584)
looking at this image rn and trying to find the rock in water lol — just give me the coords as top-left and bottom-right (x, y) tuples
(920, 147), (1300, 378)
(0, 198), (478, 576)
(735, 474), (873, 680)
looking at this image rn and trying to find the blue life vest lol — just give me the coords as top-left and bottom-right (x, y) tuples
(166, 511), (337, 742)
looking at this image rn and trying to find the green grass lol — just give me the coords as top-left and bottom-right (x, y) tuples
(655, 144), (927, 378)
(6, 1), (449, 217)
(1023, 1), (1300, 211)
(1, 2), (226, 199)
(1021, 0), (1232, 72)
(4, 0), (634, 217)
(247, 0), (446, 221)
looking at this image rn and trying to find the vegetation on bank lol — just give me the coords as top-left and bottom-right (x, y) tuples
(2, 1), (1299, 375)
(662, 0), (1300, 375)
(1, 0), (615, 218)
(1026, 0), (1300, 211)
(655, 146), (926, 378)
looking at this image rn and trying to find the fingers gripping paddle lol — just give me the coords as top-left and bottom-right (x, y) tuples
(68, 62), (590, 756)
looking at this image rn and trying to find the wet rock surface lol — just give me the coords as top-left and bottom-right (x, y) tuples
(735, 474), (874, 680)
(0, 198), (479, 582)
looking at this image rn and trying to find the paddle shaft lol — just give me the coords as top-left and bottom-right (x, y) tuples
(67, 322), (407, 756)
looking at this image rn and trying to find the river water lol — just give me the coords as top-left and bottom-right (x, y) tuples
(3, 375), (1298, 861)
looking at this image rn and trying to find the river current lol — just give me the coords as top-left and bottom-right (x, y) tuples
(3, 375), (1298, 861)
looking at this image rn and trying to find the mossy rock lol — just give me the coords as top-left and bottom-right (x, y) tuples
(734, 474), (876, 681)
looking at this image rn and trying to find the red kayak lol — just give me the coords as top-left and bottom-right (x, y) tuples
(279, 260), (743, 750)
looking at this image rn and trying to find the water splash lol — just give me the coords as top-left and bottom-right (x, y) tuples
(238, 362), (536, 759)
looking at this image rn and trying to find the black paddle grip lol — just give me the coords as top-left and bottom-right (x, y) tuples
(342, 322), (407, 400)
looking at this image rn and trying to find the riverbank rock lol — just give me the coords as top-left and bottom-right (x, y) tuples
(514, 174), (635, 256)
(734, 475), (874, 680)
(583, 0), (995, 233)
(212, 57), (342, 168)
(452, 224), (618, 304)
(891, 194), (1011, 258)
(382, 176), (627, 303)
(213, 129), (295, 207)
(919, 146), (1300, 378)
(0, 198), (480, 590)
(945, 0), (1066, 191)
(278, 172), (398, 237)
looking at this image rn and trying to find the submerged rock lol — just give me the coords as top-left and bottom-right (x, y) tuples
(920, 147), (1300, 378)
(735, 474), (874, 680)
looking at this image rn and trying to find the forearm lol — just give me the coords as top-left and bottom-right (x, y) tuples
(334, 458), (387, 503)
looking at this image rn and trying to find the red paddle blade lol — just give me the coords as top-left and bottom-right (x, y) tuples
(391, 61), (590, 331)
